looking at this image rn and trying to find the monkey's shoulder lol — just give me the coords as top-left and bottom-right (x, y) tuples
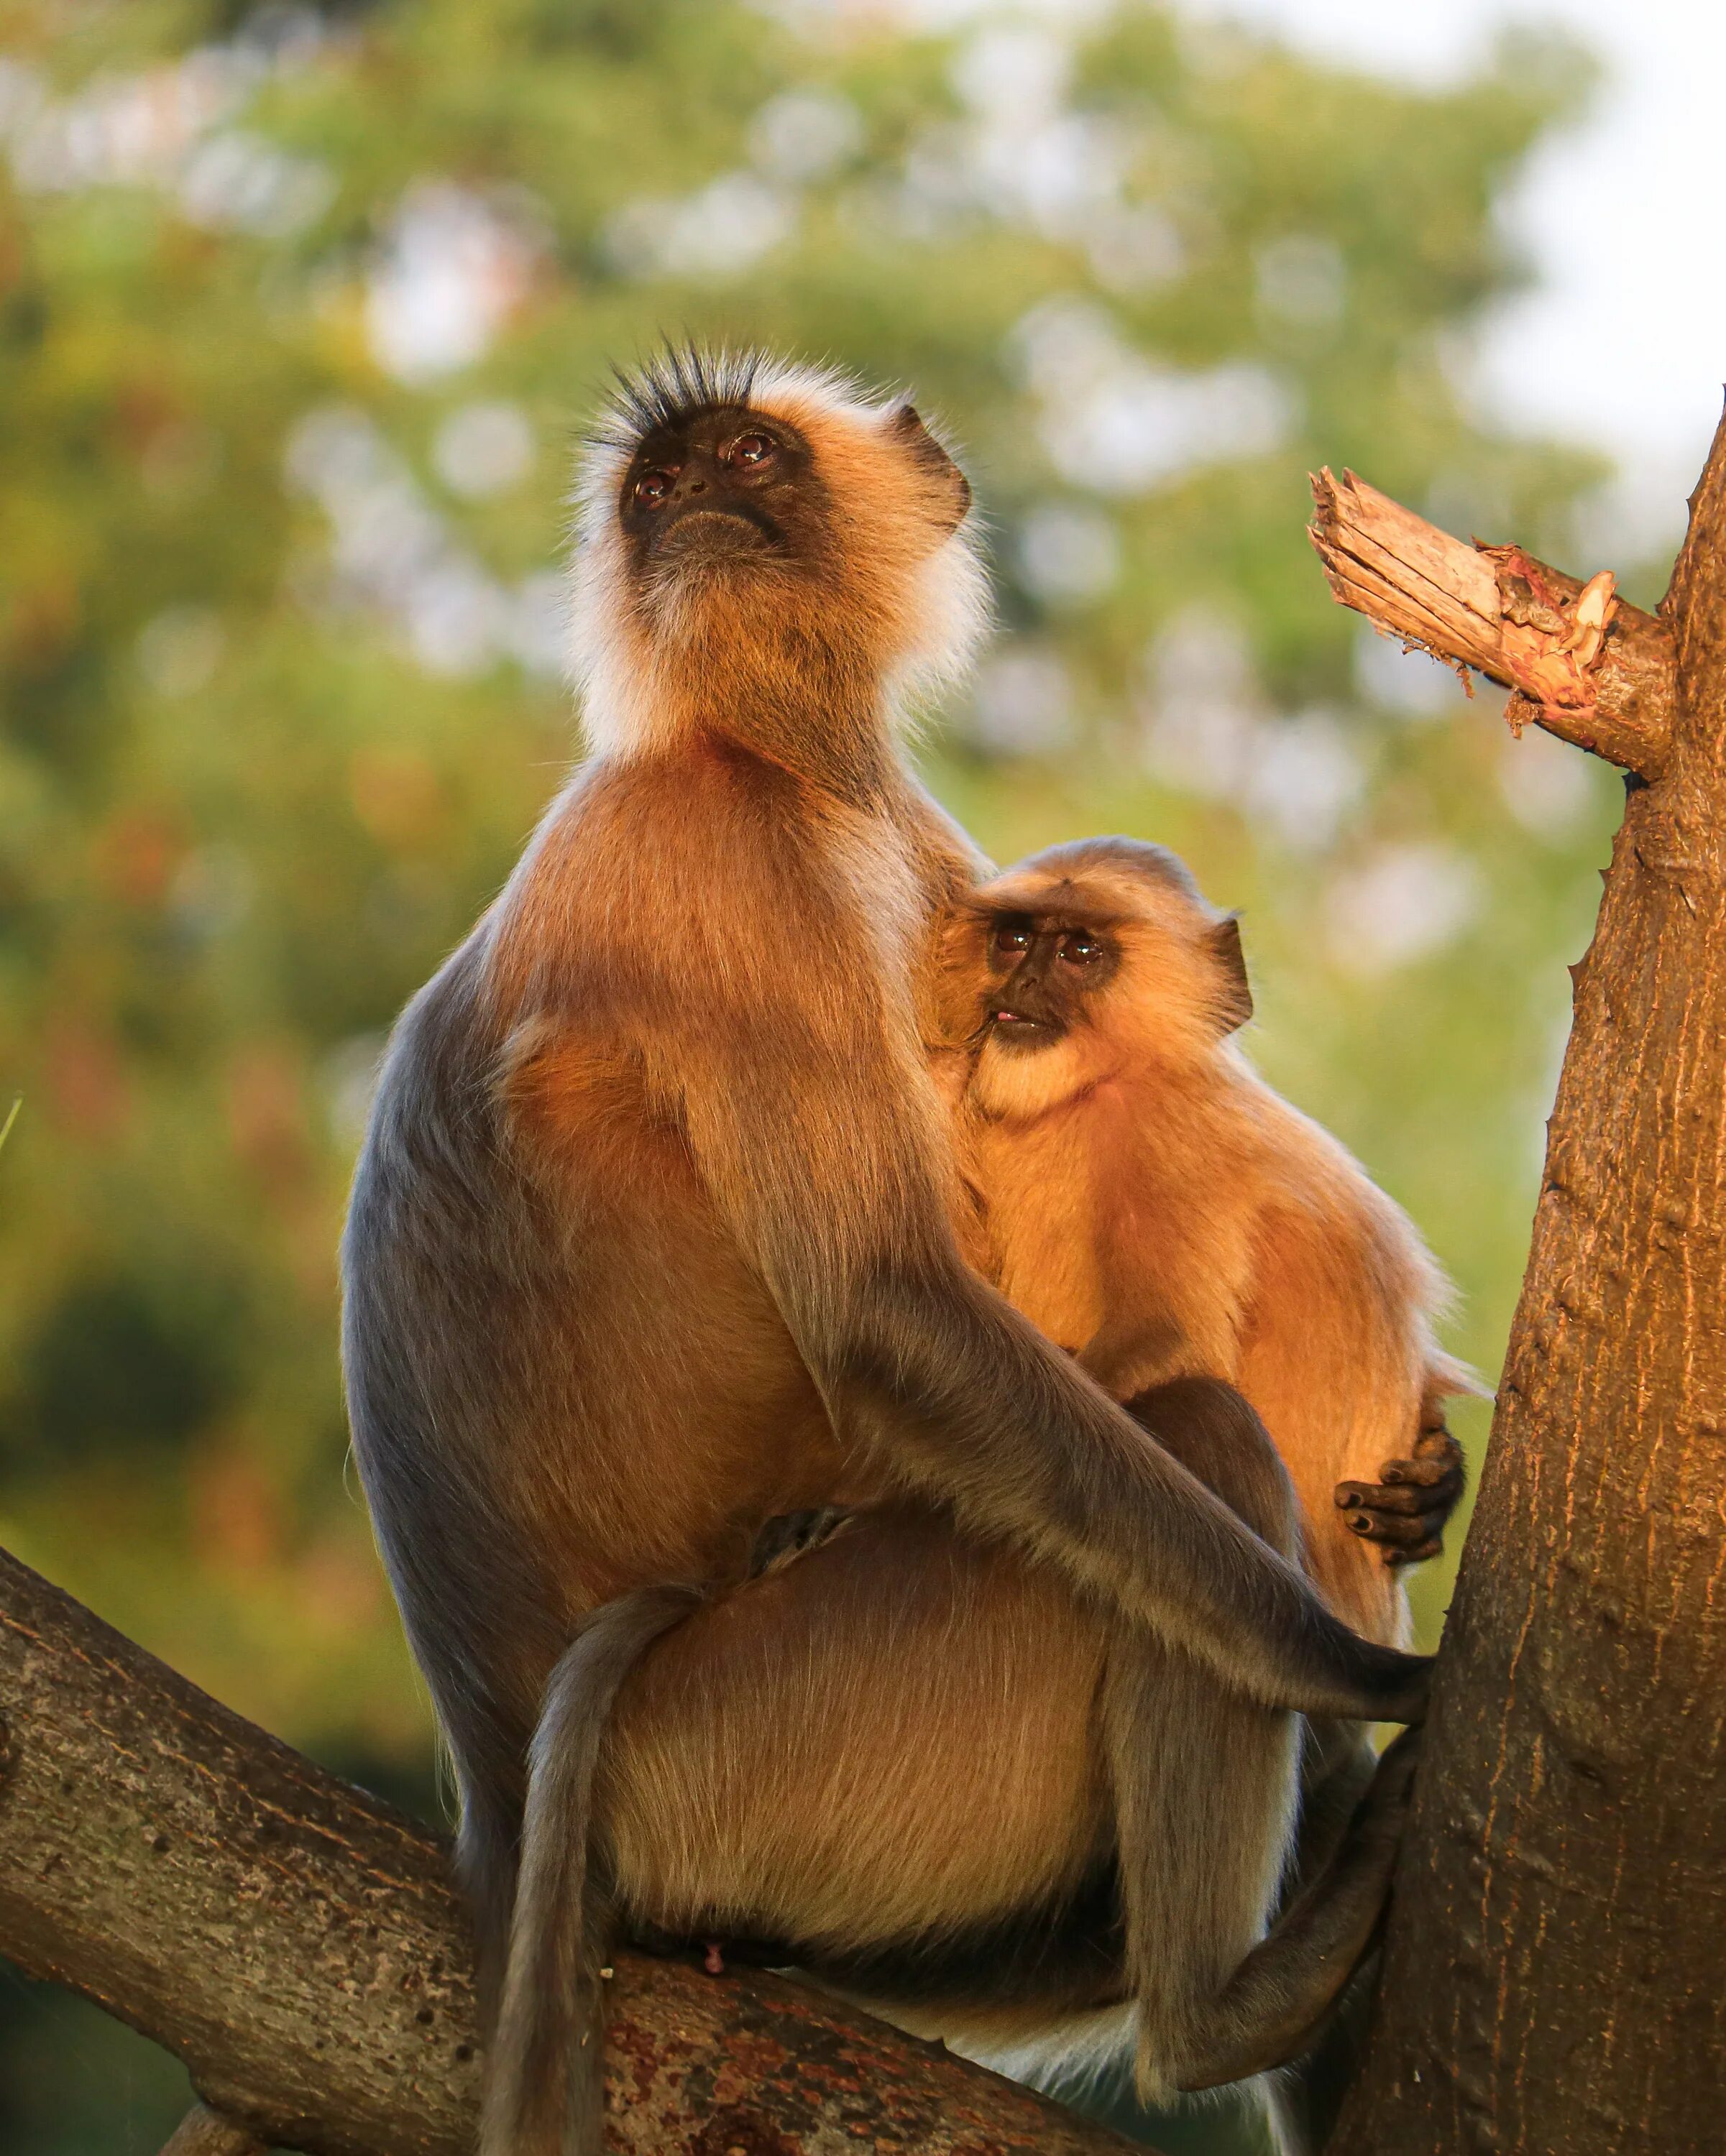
(355, 914), (646, 1192)
(520, 746), (889, 941)
(357, 932), (502, 1176)
(1230, 1091), (1446, 1334)
(495, 752), (970, 1045)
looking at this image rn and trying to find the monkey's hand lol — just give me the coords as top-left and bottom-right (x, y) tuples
(747, 1507), (855, 1579)
(1334, 1414), (1465, 1570)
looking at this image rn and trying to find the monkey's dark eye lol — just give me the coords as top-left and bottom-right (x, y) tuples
(1059, 934), (1104, 966)
(633, 468), (676, 506)
(723, 432), (775, 469)
(993, 923), (1032, 959)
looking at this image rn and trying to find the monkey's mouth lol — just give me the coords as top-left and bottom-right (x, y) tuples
(654, 504), (779, 556)
(986, 1005), (1063, 1049)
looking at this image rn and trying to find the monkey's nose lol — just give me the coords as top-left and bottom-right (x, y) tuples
(676, 474), (710, 500)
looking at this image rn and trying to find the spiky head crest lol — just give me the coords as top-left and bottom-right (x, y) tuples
(566, 344), (989, 760)
(584, 345), (765, 453)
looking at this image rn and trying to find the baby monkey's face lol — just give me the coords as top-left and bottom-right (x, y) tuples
(981, 911), (1121, 1054)
(958, 847), (1252, 1123)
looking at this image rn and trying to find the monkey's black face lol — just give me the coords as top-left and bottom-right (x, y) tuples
(618, 406), (829, 578)
(983, 913), (1119, 1052)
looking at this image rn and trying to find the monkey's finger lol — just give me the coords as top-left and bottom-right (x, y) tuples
(1336, 1480), (1431, 1516)
(1341, 1506), (1440, 1549)
(1367, 1511), (1444, 1547)
(747, 1506), (854, 1577)
(1376, 1452), (1462, 1491)
(1385, 1537), (1443, 1568)
(1413, 1424), (1465, 1466)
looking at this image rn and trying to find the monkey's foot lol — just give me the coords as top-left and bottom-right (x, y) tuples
(1334, 1420), (1464, 1569)
(747, 1506), (855, 1578)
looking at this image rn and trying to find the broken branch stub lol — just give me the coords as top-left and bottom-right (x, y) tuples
(1308, 467), (1675, 777)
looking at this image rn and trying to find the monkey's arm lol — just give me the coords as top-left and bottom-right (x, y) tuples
(1234, 1202), (1440, 1644)
(656, 859), (1427, 1724)
(699, 1079), (1420, 1716)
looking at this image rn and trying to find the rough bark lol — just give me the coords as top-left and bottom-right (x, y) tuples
(1321, 426), (1726, 2152)
(0, 1542), (1145, 2156)
(1309, 466), (1675, 776)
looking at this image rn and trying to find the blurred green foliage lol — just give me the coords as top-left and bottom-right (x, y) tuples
(0, 1), (1627, 2149)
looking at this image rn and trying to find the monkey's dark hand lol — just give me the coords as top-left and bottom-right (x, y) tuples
(747, 1507), (854, 1579)
(1334, 1414), (1465, 1570)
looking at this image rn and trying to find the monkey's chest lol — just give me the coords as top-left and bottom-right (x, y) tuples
(981, 1130), (1247, 1388)
(993, 1199), (1107, 1354)
(510, 1048), (882, 1598)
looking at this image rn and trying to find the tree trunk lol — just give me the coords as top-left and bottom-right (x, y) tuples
(0, 1542), (1144, 2156)
(1314, 422), (1726, 2152)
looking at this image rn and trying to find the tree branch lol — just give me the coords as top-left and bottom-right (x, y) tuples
(1308, 466), (1676, 776)
(160, 2104), (267, 2156)
(0, 1542), (1143, 2156)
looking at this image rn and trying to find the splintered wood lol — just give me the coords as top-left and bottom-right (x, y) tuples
(1310, 471), (1500, 674)
(1309, 467), (1676, 778)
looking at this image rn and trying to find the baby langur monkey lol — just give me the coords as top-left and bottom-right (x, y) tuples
(947, 834), (1469, 1653)
(940, 838), (1469, 2138)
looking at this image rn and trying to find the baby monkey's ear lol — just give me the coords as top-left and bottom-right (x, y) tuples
(1211, 914), (1254, 1033)
(889, 404), (972, 533)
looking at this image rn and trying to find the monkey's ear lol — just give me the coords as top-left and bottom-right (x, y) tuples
(889, 404), (972, 533)
(1211, 915), (1253, 1033)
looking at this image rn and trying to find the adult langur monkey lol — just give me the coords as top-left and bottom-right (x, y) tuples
(341, 349), (1430, 2156)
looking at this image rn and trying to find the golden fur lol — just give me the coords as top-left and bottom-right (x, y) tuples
(566, 355), (988, 769)
(950, 840), (1473, 1644)
(342, 352), (1433, 2156)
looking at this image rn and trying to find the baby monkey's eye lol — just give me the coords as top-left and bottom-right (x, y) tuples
(723, 432), (776, 469)
(634, 468), (676, 506)
(992, 923), (1033, 958)
(1058, 934), (1104, 965)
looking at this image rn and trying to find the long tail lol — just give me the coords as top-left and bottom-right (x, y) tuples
(1172, 1726), (1423, 2096)
(480, 1585), (702, 2156)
